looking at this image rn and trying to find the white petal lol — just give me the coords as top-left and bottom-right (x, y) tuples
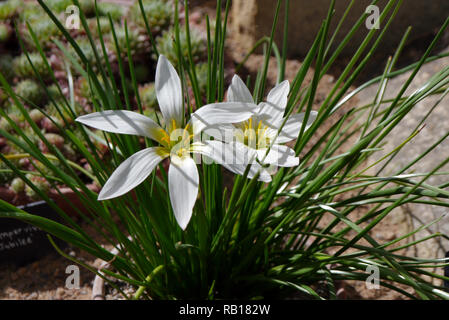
(190, 102), (258, 135)
(259, 80), (290, 128)
(98, 147), (167, 200)
(155, 55), (183, 127)
(168, 156), (199, 230)
(226, 75), (254, 103)
(199, 140), (272, 182)
(202, 123), (237, 142)
(76, 110), (163, 141)
(257, 145), (299, 167)
(276, 111), (318, 143)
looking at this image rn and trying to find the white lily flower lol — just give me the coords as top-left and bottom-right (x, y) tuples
(76, 55), (258, 230)
(209, 75), (318, 177)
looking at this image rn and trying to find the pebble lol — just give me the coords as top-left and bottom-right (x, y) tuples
(26, 292), (38, 300)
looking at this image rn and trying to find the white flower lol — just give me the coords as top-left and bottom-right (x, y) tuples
(207, 75), (317, 178)
(76, 55), (258, 230)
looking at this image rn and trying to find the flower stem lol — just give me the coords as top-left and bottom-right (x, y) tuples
(133, 265), (165, 300)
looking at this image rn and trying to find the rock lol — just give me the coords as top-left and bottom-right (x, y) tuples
(231, 0), (449, 57)
(26, 292), (38, 300)
(55, 287), (64, 300)
(356, 46), (449, 260)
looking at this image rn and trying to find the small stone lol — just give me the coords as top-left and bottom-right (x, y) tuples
(26, 292), (38, 300)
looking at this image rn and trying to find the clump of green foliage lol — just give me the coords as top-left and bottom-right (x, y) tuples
(0, 55), (14, 82)
(156, 26), (207, 67)
(128, 0), (173, 34)
(13, 53), (51, 80)
(0, 0), (21, 20)
(14, 79), (46, 106)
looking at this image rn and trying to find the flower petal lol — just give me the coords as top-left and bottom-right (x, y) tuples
(202, 123), (237, 142)
(276, 111), (318, 143)
(190, 102), (258, 135)
(98, 147), (167, 200)
(226, 75), (254, 103)
(155, 55), (183, 127)
(168, 156), (199, 230)
(257, 144), (299, 167)
(76, 110), (164, 141)
(198, 140), (272, 182)
(259, 80), (290, 128)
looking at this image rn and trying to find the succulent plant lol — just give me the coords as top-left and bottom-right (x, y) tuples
(14, 79), (46, 107)
(47, 84), (65, 101)
(29, 108), (45, 124)
(78, 73), (106, 100)
(79, 0), (96, 18)
(67, 37), (109, 75)
(13, 52), (52, 80)
(24, 174), (50, 200)
(0, 0), (21, 20)
(0, 161), (14, 185)
(0, 54), (14, 82)
(133, 64), (151, 83)
(45, 98), (82, 124)
(0, 89), (8, 107)
(194, 62), (208, 97)
(155, 27), (207, 68)
(138, 83), (164, 123)
(128, 0), (173, 34)
(88, 16), (113, 36)
(19, 2), (45, 22)
(97, 2), (125, 22)
(10, 177), (25, 194)
(43, 133), (65, 149)
(110, 25), (148, 58)
(0, 116), (13, 132)
(0, 23), (12, 43)
(139, 82), (157, 110)
(20, 18), (62, 50)
(43, 0), (73, 13)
